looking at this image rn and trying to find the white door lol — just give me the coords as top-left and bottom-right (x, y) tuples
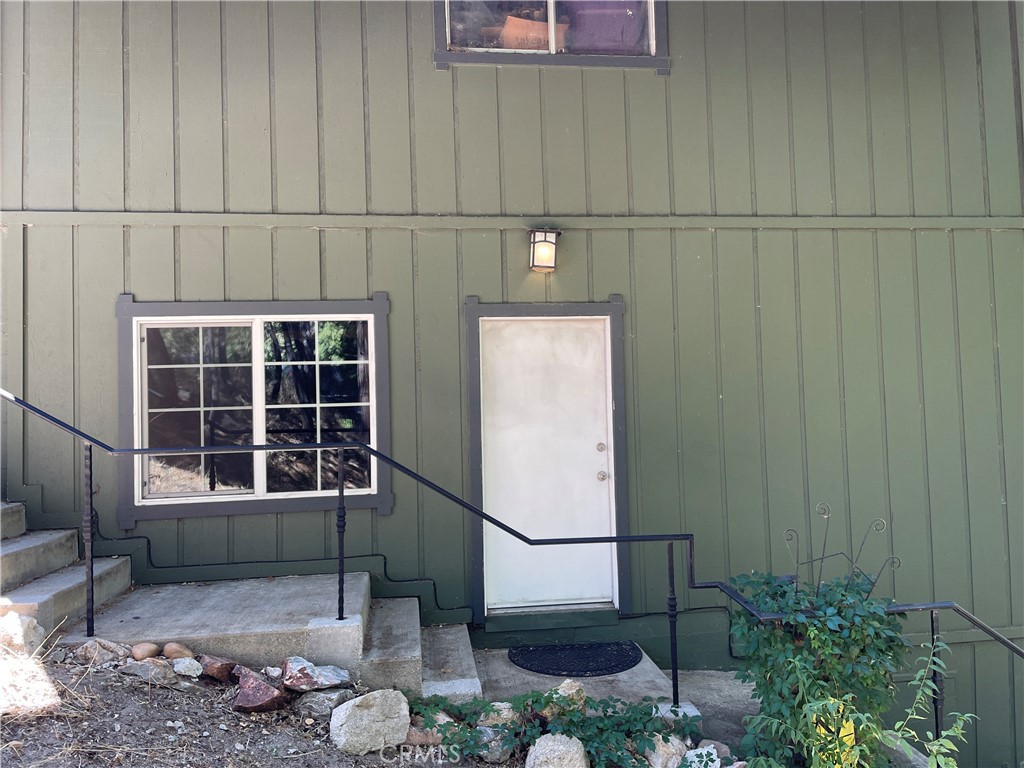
(480, 316), (618, 613)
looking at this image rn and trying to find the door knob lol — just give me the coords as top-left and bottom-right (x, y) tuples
(596, 471), (608, 481)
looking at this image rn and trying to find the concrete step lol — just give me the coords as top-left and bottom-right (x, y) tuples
(59, 571), (373, 671)
(1, 502), (27, 540)
(360, 597), (422, 696)
(421, 624), (483, 703)
(0, 529), (78, 592)
(0, 556), (132, 635)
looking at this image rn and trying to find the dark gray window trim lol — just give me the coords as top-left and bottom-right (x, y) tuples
(464, 295), (631, 624)
(432, 1), (670, 75)
(115, 292), (394, 530)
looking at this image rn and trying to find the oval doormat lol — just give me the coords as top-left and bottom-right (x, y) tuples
(507, 641), (643, 677)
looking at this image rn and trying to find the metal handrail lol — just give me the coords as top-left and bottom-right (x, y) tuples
(3, 387), (1021, 728)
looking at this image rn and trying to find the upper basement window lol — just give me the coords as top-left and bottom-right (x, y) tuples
(434, 0), (670, 74)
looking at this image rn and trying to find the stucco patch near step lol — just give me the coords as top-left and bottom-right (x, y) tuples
(1, 529), (78, 592)
(421, 624), (483, 703)
(359, 598), (422, 696)
(1, 502), (27, 540)
(0, 557), (131, 634)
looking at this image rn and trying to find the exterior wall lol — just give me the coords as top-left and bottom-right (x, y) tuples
(1, 2), (1021, 765)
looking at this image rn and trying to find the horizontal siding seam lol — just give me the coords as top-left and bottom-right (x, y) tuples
(3, 210), (1022, 231)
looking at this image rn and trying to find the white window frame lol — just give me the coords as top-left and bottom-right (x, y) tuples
(116, 293), (394, 529)
(133, 313), (378, 506)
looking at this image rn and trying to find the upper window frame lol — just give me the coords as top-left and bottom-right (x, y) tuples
(433, 1), (670, 74)
(116, 293), (393, 529)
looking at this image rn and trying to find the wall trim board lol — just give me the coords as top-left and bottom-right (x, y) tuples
(1, 211), (1022, 232)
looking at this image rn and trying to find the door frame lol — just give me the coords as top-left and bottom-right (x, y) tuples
(465, 295), (631, 624)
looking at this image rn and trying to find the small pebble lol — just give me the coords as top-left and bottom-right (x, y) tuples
(235, 743), (244, 751)
(202, 731), (210, 737)
(218, 724), (228, 731)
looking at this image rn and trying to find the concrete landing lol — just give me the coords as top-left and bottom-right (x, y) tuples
(59, 572), (371, 669)
(474, 648), (700, 718)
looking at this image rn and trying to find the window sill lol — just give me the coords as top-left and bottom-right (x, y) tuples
(433, 49), (670, 75)
(117, 491), (394, 529)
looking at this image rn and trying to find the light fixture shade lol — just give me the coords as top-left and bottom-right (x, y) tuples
(529, 229), (560, 273)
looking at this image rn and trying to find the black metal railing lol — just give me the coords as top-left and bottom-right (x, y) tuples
(2, 387), (1021, 731)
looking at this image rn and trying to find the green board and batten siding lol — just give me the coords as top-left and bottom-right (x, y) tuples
(1, 3), (1020, 764)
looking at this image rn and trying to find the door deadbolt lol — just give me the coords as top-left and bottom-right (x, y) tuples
(596, 442), (606, 452)
(596, 471), (608, 481)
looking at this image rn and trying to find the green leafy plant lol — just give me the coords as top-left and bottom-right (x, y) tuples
(411, 690), (705, 768)
(877, 642), (976, 768)
(741, 643), (976, 768)
(731, 571), (908, 766)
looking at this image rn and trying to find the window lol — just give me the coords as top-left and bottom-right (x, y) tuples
(434, 0), (669, 73)
(116, 294), (393, 528)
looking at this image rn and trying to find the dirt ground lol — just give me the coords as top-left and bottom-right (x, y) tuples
(0, 649), (444, 768)
(1, 645), (753, 768)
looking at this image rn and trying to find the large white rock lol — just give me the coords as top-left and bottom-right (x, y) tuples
(526, 733), (590, 768)
(330, 689), (410, 755)
(0, 614), (45, 655)
(478, 701), (516, 727)
(641, 734), (690, 768)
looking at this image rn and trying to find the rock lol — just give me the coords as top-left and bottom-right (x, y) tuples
(0, 614), (45, 655)
(696, 740), (730, 759)
(74, 638), (131, 666)
(295, 689), (358, 721)
(264, 666), (282, 679)
(476, 726), (513, 764)
(641, 735), (690, 768)
(404, 712), (454, 746)
(526, 733), (590, 768)
(161, 642), (194, 660)
(199, 654), (239, 683)
(121, 658), (181, 688)
(683, 745), (720, 768)
(172, 657), (203, 678)
(329, 689), (410, 755)
(478, 701), (516, 726)
(232, 671), (291, 713)
(281, 656), (353, 692)
(541, 679), (587, 721)
(131, 642), (160, 661)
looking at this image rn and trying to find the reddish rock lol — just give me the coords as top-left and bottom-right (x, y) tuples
(199, 654), (239, 683)
(404, 712), (454, 746)
(281, 656), (352, 692)
(232, 672), (291, 713)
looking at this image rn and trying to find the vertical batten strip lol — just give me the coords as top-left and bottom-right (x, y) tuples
(752, 233), (771, 572)
(871, 232), (895, 596)
(947, 233), (974, 613)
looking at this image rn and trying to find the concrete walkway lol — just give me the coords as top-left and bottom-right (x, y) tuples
(475, 648), (701, 718)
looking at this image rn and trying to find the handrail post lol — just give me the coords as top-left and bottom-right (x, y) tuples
(82, 441), (95, 637)
(930, 610), (944, 737)
(336, 448), (347, 620)
(667, 541), (679, 707)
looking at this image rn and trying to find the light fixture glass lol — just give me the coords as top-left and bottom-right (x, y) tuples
(529, 229), (560, 273)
